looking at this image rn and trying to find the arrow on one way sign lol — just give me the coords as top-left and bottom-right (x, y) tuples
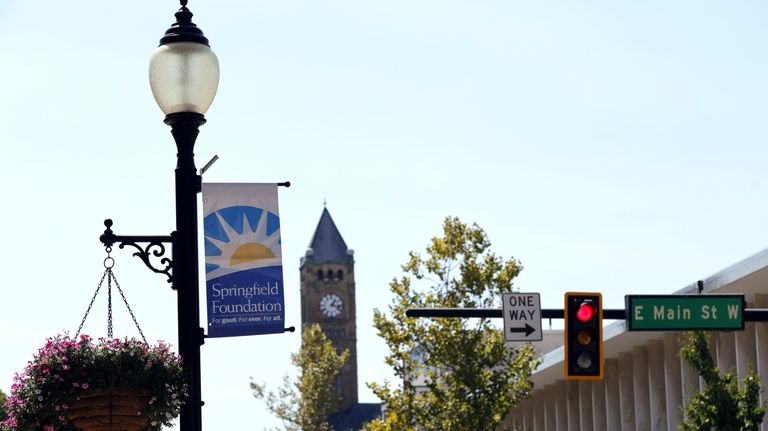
(509, 324), (536, 337)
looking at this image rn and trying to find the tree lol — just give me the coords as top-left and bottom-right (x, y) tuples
(364, 217), (539, 431)
(252, 323), (349, 431)
(678, 331), (765, 431)
(0, 389), (7, 423)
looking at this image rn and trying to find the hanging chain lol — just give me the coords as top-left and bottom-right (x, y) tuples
(107, 270), (113, 338)
(75, 246), (148, 343)
(75, 266), (109, 339)
(110, 270), (147, 343)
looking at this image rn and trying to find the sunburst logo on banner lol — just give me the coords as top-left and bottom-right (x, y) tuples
(204, 205), (281, 278)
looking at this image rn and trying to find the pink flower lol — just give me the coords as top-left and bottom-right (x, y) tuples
(8, 334), (186, 430)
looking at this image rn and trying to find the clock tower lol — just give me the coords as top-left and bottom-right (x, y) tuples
(300, 207), (358, 411)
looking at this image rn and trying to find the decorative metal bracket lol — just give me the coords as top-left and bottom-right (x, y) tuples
(100, 219), (174, 284)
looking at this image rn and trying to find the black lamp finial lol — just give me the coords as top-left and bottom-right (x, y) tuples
(159, 1), (210, 47)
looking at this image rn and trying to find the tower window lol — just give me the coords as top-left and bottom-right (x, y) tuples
(327, 269), (334, 281)
(317, 270), (324, 281)
(337, 270), (343, 280)
(335, 374), (343, 397)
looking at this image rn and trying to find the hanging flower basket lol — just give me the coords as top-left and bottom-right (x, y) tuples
(1, 335), (187, 431)
(67, 388), (151, 431)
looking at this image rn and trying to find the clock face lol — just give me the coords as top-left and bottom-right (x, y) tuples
(320, 294), (343, 318)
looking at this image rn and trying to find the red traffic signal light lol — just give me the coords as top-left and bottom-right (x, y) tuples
(576, 302), (595, 322)
(564, 292), (603, 380)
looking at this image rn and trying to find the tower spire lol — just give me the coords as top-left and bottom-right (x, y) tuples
(303, 207), (352, 264)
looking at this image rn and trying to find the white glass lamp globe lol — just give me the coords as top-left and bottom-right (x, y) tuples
(149, 41), (219, 115)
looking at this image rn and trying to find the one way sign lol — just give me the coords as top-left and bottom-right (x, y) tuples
(502, 293), (542, 341)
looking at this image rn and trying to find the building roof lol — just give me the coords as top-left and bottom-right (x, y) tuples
(303, 207), (353, 264)
(328, 403), (382, 431)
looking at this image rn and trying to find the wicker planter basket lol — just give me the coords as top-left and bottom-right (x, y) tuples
(67, 388), (151, 431)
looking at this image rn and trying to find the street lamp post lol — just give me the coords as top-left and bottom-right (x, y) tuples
(100, 2), (218, 431)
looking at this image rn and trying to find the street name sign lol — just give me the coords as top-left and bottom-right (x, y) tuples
(626, 294), (745, 331)
(503, 293), (542, 341)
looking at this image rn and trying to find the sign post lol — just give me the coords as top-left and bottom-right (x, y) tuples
(626, 294), (745, 331)
(502, 293), (543, 341)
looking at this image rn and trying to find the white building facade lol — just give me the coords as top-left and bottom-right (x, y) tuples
(503, 248), (768, 430)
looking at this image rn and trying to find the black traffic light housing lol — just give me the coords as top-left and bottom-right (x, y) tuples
(564, 292), (603, 380)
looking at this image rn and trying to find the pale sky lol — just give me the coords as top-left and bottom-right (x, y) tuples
(2, 1), (768, 429)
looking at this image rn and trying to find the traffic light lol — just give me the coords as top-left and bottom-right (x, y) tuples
(564, 292), (603, 380)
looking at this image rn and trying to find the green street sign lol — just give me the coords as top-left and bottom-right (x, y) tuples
(626, 295), (745, 331)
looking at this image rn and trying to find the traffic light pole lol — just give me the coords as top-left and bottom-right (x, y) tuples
(406, 308), (624, 319)
(408, 301), (768, 381)
(405, 307), (768, 321)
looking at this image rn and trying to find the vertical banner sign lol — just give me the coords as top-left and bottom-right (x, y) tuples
(202, 183), (285, 337)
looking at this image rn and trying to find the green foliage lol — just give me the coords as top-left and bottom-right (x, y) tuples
(678, 331), (765, 431)
(364, 217), (540, 431)
(0, 389), (7, 423)
(252, 323), (349, 431)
